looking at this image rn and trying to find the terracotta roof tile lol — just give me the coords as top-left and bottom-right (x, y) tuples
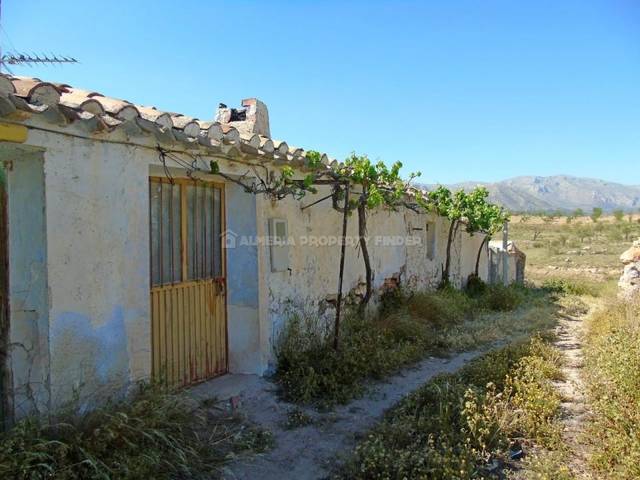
(0, 74), (338, 174)
(12, 77), (61, 106)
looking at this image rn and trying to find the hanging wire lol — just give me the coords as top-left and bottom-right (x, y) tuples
(155, 145), (347, 205)
(157, 146), (176, 185)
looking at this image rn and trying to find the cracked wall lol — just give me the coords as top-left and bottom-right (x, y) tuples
(261, 188), (491, 370)
(3, 118), (494, 413)
(42, 134), (150, 411)
(6, 120), (268, 413)
(2, 147), (51, 419)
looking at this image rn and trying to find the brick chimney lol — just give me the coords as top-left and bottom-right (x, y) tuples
(215, 98), (270, 137)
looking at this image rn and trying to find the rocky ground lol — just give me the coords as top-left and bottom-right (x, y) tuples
(618, 238), (640, 300)
(553, 300), (594, 479)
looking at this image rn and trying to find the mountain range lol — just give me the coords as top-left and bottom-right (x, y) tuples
(425, 175), (640, 213)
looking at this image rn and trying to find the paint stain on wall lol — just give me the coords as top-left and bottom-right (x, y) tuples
(226, 183), (259, 308)
(50, 306), (130, 408)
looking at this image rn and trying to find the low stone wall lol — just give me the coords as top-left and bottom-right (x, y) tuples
(618, 239), (640, 301)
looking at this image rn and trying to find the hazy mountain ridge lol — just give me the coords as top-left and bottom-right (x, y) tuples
(425, 175), (640, 213)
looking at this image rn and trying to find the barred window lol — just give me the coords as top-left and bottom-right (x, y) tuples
(150, 178), (223, 287)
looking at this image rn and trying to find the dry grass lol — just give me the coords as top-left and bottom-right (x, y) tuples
(0, 386), (273, 479)
(583, 300), (640, 479)
(510, 218), (639, 286)
(434, 296), (558, 352)
(275, 284), (558, 407)
(510, 214), (640, 225)
(338, 335), (567, 479)
(508, 217), (640, 479)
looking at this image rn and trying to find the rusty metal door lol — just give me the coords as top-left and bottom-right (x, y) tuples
(149, 177), (227, 387)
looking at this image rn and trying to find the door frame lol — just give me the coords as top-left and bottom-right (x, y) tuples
(0, 165), (8, 428)
(149, 176), (228, 385)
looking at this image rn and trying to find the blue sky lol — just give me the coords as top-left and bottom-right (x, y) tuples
(2, 0), (639, 184)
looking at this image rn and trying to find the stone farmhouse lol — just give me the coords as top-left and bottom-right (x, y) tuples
(0, 74), (521, 423)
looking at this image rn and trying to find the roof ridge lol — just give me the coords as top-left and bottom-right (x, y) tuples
(0, 73), (340, 171)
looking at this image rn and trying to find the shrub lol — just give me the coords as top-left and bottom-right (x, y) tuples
(465, 274), (487, 297)
(284, 408), (313, 430)
(275, 312), (429, 407)
(275, 285), (545, 407)
(584, 301), (640, 478)
(339, 336), (565, 479)
(0, 386), (272, 479)
(407, 286), (474, 328)
(378, 285), (406, 315)
(482, 284), (525, 311)
(541, 278), (601, 297)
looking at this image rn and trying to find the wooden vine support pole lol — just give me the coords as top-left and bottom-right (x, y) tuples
(333, 182), (350, 351)
(502, 220), (509, 286)
(475, 235), (490, 277)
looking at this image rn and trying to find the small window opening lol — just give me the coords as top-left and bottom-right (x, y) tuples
(426, 222), (437, 261)
(269, 218), (289, 272)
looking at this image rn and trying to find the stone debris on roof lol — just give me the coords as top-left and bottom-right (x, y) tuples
(0, 74), (336, 171)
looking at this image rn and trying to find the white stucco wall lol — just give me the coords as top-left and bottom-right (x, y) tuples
(404, 211), (446, 291)
(260, 188), (491, 368)
(5, 119), (271, 413)
(489, 247), (523, 285)
(459, 231), (490, 287)
(4, 116), (493, 414)
(42, 135), (150, 408)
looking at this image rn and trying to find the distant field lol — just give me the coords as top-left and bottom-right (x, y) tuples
(510, 213), (640, 225)
(509, 215), (639, 289)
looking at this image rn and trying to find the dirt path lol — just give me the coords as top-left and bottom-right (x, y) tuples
(552, 300), (594, 479)
(215, 348), (495, 480)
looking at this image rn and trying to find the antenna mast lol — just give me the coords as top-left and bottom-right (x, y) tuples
(1, 0), (3, 72)
(0, 0), (78, 73)
(2, 53), (78, 68)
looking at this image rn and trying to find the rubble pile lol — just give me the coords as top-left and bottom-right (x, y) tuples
(618, 238), (640, 301)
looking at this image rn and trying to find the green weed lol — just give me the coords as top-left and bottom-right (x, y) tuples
(284, 408), (313, 430)
(584, 301), (640, 479)
(518, 450), (575, 480)
(339, 336), (566, 479)
(275, 285), (552, 407)
(0, 386), (271, 479)
(541, 278), (602, 297)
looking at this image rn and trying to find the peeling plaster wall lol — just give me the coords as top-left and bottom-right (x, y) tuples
(459, 231), (490, 287)
(40, 134), (150, 410)
(405, 212), (452, 290)
(226, 183), (262, 374)
(7, 118), (493, 410)
(10, 120), (269, 411)
(3, 148), (51, 418)
(261, 187), (491, 368)
(489, 249), (523, 285)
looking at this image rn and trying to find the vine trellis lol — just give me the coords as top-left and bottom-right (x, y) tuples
(156, 146), (507, 349)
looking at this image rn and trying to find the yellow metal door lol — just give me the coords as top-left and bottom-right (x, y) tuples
(149, 178), (227, 387)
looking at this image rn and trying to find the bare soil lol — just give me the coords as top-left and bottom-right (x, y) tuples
(552, 301), (594, 479)
(217, 348), (496, 480)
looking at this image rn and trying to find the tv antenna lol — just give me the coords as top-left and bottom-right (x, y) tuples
(0, 0), (78, 74)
